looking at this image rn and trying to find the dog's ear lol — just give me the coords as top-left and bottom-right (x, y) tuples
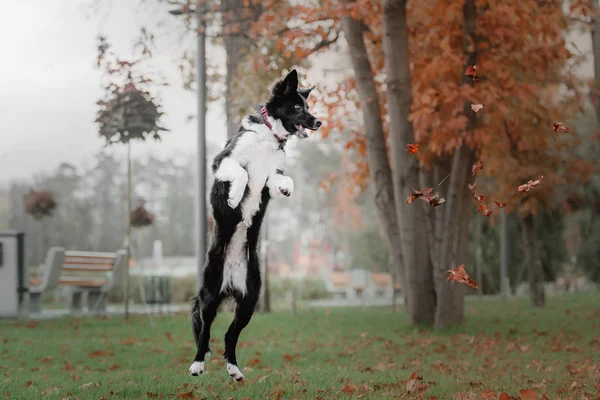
(298, 85), (316, 99)
(282, 69), (298, 95)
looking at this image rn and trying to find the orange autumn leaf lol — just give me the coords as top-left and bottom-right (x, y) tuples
(519, 389), (539, 400)
(406, 188), (446, 207)
(446, 265), (479, 289)
(471, 103), (484, 113)
(468, 182), (485, 203)
(406, 143), (419, 154)
(553, 122), (568, 134)
(495, 201), (507, 208)
(518, 176), (544, 192)
(498, 394), (518, 400)
(177, 389), (195, 399)
(472, 160), (484, 176)
(476, 204), (492, 217)
(464, 64), (478, 82)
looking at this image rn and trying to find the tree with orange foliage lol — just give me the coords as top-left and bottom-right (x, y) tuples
(248, 0), (595, 322)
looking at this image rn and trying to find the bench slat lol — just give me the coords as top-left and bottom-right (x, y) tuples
(57, 277), (108, 287)
(65, 251), (116, 258)
(62, 265), (113, 272)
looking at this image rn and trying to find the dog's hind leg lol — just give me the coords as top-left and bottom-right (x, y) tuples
(189, 286), (221, 376)
(190, 246), (224, 376)
(223, 291), (259, 381)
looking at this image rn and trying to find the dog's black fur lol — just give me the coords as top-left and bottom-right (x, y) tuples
(189, 69), (321, 381)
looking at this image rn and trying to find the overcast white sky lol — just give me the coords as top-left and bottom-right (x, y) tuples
(0, 0), (231, 187)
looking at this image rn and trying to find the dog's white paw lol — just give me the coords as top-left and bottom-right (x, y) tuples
(226, 363), (244, 382)
(278, 176), (294, 197)
(189, 361), (204, 376)
(227, 196), (241, 209)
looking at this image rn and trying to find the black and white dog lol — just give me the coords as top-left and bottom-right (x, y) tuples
(189, 69), (321, 381)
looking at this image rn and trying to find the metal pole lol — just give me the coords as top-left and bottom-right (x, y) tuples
(500, 210), (510, 298)
(196, 6), (207, 292)
(125, 141), (132, 320)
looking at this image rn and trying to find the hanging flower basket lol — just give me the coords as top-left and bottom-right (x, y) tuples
(96, 83), (167, 145)
(130, 204), (155, 228)
(24, 191), (57, 220)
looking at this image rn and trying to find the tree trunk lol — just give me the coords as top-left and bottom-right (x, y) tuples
(341, 13), (406, 305)
(221, 0), (262, 139)
(382, 0), (435, 325)
(522, 215), (545, 307)
(431, 0), (478, 329)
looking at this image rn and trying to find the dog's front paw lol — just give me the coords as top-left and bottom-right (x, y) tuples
(278, 176), (294, 197)
(227, 197), (241, 209)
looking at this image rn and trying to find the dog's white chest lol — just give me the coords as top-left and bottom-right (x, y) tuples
(236, 136), (283, 226)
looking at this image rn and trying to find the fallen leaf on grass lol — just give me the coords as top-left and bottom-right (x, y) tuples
(465, 65), (478, 82)
(165, 332), (174, 342)
(64, 361), (75, 372)
(518, 176), (544, 192)
(177, 389), (195, 399)
(283, 353), (293, 361)
(406, 143), (419, 154)
(471, 104), (484, 113)
(341, 384), (358, 394)
(246, 357), (261, 367)
(108, 365), (120, 371)
(41, 386), (58, 396)
(88, 350), (115, 358)
(553, 122), (568, 134)
(146, 393), (159, 398)
(79, 382), (100, 390)
(40, 356), (52, 364)
(406, 188), (446, 207)
(22, 381), (33, 388)
(405, 372), (429, 395)
(120, 337), (136, 346)
(472, 160), (484, 176)
(446, 265), (479, 289)
(520, 388), (539, 400)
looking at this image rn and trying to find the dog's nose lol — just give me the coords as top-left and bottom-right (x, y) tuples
(315, 120), (322, 128)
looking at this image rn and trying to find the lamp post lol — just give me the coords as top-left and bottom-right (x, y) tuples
(169, 5), (207, 291)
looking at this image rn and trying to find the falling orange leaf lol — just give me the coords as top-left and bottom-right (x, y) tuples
(406, 143), (419, 154)
(495, 201), (507, 208)
(464, 65), (478, 82)
(472, 160), (484, 176)
(553, 122), (568, 134)
(476, 204), (493, 217)
(471, 103), (484, 112)
(518, 176), (544, 192)
(446, 265), (479, 289)
(406, 188), (446, 207)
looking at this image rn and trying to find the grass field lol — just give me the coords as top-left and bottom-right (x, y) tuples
(1, 294), (599, 399)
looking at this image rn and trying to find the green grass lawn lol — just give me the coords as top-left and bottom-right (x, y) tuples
(1, 294), (599, 399)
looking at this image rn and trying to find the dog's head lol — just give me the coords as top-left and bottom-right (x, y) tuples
(266, 69), (322, 139)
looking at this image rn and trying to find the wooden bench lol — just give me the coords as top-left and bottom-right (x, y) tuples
(325, 272), (352, 299)
(29, 247), (127, 313)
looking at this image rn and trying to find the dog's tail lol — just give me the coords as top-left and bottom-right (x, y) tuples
(191, 295), (202, 346)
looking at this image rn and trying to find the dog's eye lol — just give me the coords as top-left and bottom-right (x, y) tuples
(294, 104), (302, 110)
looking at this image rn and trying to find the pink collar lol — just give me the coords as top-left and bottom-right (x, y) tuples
(261, 106), (286, 143)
